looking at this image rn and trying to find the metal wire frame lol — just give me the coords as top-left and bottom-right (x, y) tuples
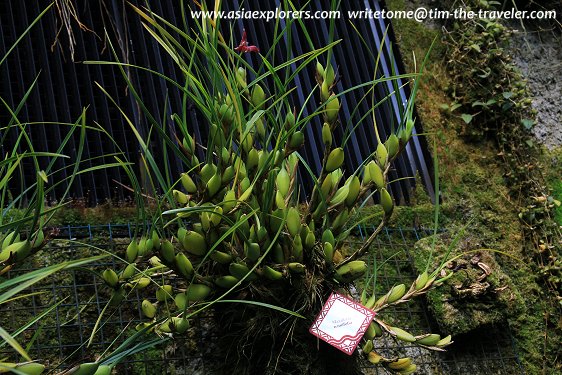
(0, 224), (523, 374)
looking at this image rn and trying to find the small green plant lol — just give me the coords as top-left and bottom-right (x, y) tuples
(443, 15), (534, 136)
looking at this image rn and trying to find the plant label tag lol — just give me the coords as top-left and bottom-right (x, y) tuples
(309, 292), (376, 355)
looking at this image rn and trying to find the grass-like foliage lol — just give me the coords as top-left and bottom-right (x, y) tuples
(0, 5), (138, 373)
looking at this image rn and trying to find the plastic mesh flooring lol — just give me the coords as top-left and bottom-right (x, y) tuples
(0, 224), (524, 374)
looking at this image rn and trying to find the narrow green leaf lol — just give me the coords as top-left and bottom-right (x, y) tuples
(0, 327), (31, 361)
(216, 300), (305, 318)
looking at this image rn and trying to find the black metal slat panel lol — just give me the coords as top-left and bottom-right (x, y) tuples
(373, 0), (435, 199)
(369, 0), (415, 202)
(154, 2), (207, 167)
(48, 23), (81, 187)
(359, 0), (412, 202)
(2, 3), (50, 199)
(98, 10), (134, 167)
(273, 1), (325, 189)
(105, 0), (147, 192)
(66, 2), (111, 204)
(156, 0), (187, 178)
(378, 0), (435, 199)
(304, 1), (338, 177)
(0, 0), (433, 205)
(336, 11), (383, 176)
(84, 1), (137, 202)
(338, 23), (374, 168)
(16, 2), (51, 194)
(32, 1), (78, 198)
(0, 2), (18, 160)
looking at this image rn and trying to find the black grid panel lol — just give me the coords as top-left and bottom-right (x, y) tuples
(0, 224), (522, 374)
(0, 223), (222, 374)
(0, 1), (434, 206)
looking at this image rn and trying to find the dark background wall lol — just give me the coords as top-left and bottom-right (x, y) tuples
(0, 0), (433, 206)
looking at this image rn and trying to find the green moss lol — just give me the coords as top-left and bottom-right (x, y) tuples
(412, 235), (523, 335)
(125, 340), (164, 374)
(546, 149), (562, 225)
(355, 203), (442, 229)
(2, 204), (140, 228)
(386, 0), (446, 65)
(552, 180), (562, 225)
(386, 1), (562, 373)
(48, 204), (139, 226)
(353, 174), (453, 230)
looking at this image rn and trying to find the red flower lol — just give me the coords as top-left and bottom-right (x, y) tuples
(235, 29), (260, 53)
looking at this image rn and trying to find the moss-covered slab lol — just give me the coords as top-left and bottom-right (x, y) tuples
(412, 235), (523, 335)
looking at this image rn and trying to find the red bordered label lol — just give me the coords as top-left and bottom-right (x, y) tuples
(309, 292), (376, 355)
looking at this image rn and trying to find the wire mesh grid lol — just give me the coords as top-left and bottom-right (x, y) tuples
(0, 224), (221, 374)
(0, 224), (524, 374)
